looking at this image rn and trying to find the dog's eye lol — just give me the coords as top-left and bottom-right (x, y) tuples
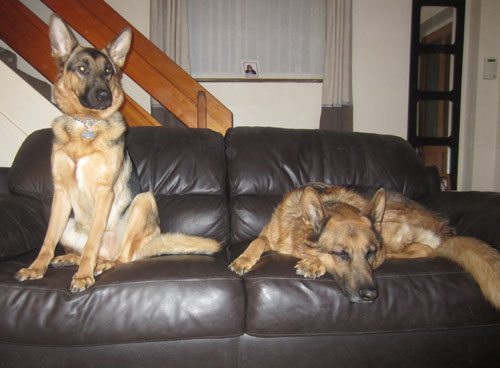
(366, 248), (377, 260)
(104, 65), (113, 76)
(77, 65), (87, 74)
(331, 250), (350, 261)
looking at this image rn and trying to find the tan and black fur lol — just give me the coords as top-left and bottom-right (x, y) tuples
(15, 15), (220, 293)
(230, 183), (500, 309)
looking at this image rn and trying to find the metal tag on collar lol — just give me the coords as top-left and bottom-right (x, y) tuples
(82, 129), (95, 139)
(77, 118), (96, 139)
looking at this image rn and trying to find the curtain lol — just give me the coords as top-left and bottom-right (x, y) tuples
(150, 0), (191, 127)
(150, 0), (191, 73)
(320, 0), (353, 131)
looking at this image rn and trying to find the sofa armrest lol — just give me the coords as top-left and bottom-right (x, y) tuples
(417, 191), (500, 250)
(0, 168), (9, 194)
(0, 193), (47, 262)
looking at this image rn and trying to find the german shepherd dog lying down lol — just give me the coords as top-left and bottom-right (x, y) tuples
(230, 183), (500, 309)
(15, 15), (220, 293)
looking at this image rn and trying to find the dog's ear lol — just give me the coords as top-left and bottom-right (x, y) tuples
(300, 187), (327, 235)
(105, 28), (132, 69)
(49, 14), (78, 65)
(361, 188), (386, 232)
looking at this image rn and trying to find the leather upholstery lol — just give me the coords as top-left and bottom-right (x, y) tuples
(1, 126), (499, 368)
(225, 127), (435, 249)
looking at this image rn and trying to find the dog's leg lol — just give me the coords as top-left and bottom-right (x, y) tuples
(70, 190), (115, 293)
(387, 243), (434, 259)
(229, 236), (269, 275)
(295, 255), (326, 279)
(15, 189), (72, 281)
(94, 192), (161, 276)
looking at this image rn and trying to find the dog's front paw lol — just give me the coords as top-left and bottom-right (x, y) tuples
(229, 256), (258, 276)
(14, 267), (46, 281)
(94, 261), (117, 276)
(295, 257), (326, 279)
(51, 254), (80, 268)
(70, 274), (95, 293)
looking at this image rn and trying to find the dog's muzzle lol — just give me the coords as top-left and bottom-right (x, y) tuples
(80, 87), (113, 110)
(343, 283), (379, 304)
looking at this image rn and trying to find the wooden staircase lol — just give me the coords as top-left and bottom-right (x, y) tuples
(0, 0), (232, 134)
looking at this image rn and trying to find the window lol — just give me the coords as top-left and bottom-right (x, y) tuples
(187, 0), (326, 80)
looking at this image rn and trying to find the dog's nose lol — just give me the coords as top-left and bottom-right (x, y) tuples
(358, 287), (378, 302)
(95, 89), (112, 103)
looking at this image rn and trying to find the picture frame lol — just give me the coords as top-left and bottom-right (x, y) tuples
(242, 60), (259, 78)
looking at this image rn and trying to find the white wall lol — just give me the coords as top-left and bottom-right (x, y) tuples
(0, 62), (60, 166)
(352, 0), (412, 138)
(466, 0), (500, 191)
(459, 0), (481, 191)
(202, 82), (322, 128)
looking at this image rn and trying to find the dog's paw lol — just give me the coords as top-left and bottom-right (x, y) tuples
(94, 261), (117, 276)
(51, 254), (80, 268)
(70, 274), (95, 293)
(14, 267), (46, 281)
(295, 257), (326, 279)
(229, 256), (258, 276)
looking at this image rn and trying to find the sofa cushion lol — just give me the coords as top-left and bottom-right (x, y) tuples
(8, 127), (229, 245)
(0, 255), (244, 346)
(8, 129), (53, 207)
(242, 254), (500, 337)
(418, 191), (500, 250)
(127, 127), (229, 244)
(0, 194), (46, 262)
(226, 127), (433, 246)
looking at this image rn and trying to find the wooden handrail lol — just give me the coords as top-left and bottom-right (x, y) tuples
(41, 0), (233, 135)
(0, 0), (160, 127)
(197, 91), (207, 129)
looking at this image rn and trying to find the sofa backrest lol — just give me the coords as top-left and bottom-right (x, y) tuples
(225, 127), (435, 252)
(8, 127), (229, 245)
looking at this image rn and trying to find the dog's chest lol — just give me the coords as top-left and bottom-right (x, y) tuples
(74, 155), (102, 190)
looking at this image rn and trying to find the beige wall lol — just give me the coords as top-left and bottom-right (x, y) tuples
(0, 62), (60, 166)
(352, 0), (412, 138)
(469, 0), (500, 191)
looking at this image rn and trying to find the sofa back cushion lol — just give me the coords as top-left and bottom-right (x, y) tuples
(225, 127), (433, 249)
(8, 127), (229, 245)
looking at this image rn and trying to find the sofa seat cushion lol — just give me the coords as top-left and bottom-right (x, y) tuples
(242, 253), (500, 337)
(0, 254), (244, 346)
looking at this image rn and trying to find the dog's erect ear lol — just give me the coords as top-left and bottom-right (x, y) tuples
(105, 28), (132, 69)
(301, 187), (327, 234)
(361, 188), (386, 232)
(49, 14), (78, 64)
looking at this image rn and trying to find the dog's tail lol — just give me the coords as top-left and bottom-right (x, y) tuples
(435, 236), (500, 309)
(133, 233), (222, 261)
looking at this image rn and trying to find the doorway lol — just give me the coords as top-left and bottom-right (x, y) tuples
(407, 0), (465, 190)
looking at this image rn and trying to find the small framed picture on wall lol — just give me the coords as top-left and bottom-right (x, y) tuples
(242, 60), (259, 78)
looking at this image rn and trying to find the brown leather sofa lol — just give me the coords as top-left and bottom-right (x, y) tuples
(1, 126), (499, 368)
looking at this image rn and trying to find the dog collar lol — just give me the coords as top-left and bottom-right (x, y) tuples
(75, 117), (99, 139)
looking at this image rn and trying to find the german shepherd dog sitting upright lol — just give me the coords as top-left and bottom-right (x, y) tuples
(230, 183), (500, 309)
(15, 15), (220, 293)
